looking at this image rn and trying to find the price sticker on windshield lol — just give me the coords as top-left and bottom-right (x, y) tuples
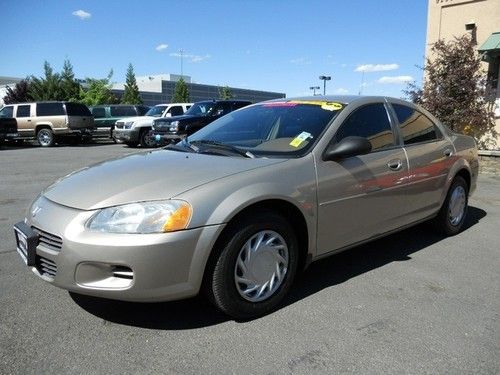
(290, 132), (313, 148)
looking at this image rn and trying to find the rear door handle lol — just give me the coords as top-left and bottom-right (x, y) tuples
(388, 159), (403, 171)
(444, 149), (453, 157)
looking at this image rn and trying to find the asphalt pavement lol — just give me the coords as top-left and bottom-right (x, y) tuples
(0, 142), (498, 374)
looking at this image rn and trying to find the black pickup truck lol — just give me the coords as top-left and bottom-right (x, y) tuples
(0, 117), (18, 144)
(151, 100), (251, 144)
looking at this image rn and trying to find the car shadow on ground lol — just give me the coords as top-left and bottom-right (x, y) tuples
(70, 206), (486, 330)
(0, 140), (118, 149)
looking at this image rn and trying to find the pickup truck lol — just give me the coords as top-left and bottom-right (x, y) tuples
(113, 103), (192, 147)
(0, 117), (18, 144)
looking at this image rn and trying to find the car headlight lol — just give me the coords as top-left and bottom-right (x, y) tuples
(87, 200), (192, 234)
(123, 121), (135, 129)
(169, 121), (180, 132)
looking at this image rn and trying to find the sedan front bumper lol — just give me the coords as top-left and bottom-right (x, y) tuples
(18, 196), (224, 302)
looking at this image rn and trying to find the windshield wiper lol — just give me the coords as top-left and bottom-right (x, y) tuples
(165, 138), (198, 153)
(190, 140), (256, 158)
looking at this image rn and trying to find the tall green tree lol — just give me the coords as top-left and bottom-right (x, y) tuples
(29, 61), (63, 101)
(3, 79), (33, 104)
(405, 35), (496, 148)
(79, 70), (117, 106)
(218, 86), (233, 100)
(121, 63), (142, 104)
(60, 59), (81, 101)
(172, 78), (190, 103)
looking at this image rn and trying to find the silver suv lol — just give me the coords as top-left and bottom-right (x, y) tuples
(0, 102), (94, 146)
(113, 103), (192, 147)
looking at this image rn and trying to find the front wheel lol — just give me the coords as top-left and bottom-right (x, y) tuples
(140, 129), (157, 148)
(37, 128), (55, 147)
(205, 211), (298, 319)
(433, 176), (469, 235)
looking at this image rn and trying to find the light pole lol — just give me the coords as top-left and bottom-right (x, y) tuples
(319, 75), (331, 95)
(309, 86), (320, 96)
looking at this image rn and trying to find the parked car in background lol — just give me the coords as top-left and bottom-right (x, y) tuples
(12, 96), (478, 319)
(152, 100), (251, 144)
(0, 116), (18, 144)
(113, 103), (192, 147)
(0, 102), (94, 147)
(89, 104), (150, 141)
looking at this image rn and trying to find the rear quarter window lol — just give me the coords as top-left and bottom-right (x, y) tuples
(110, 106), (137, 117)
(393, 104), (441, 144)
(90, 107), (106, 118)
(66, 103), (91, 116)
(37, 103), (65, 116)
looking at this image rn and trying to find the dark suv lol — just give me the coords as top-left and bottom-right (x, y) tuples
(152, 100), (251, 144)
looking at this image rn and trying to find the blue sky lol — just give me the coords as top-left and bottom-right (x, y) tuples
(2, 0), (428, 98)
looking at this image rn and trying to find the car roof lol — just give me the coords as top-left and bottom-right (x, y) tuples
(265, 95), (403, 105)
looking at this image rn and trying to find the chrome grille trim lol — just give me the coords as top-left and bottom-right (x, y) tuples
(36, 256), (57, 278)
(32, 227), (63, 252)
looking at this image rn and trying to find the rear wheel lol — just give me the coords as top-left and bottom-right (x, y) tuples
(37, 128), (55, 147)
(205, 211), (298, 319)
(433, 176), (468, 235)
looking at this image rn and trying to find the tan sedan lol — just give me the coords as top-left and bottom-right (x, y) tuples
(14, 96), (478, 319)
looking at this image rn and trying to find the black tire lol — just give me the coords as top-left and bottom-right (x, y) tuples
(140, 128), (157, 148)
(37, 128), (55, 147)
(205, 211), (298, 319)
(433, 176), (469, 236)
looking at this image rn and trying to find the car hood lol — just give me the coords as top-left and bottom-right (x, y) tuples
(117, 116), (155, 123)
(43, 150), (286, 210)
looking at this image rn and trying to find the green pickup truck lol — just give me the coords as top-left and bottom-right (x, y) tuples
(89, 104), (150, 141)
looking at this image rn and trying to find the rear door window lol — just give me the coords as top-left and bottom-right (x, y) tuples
(393, 104), (441, 145)
(91, 107), (106, 118)
(168, 106), (184, 116)
(335, 103), (395, 151)
(37, 103), (65, 116)
(16, 105), (31, 117)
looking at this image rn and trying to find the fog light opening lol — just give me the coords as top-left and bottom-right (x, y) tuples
(112, 266), (134, 280)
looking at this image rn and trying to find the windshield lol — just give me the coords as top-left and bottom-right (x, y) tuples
(146, 105), (168, 117)
(184, 102), (216, 116)
(187, 100), (344, 158)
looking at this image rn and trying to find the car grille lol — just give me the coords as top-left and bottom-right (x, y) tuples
(36, 255), (57, 278)
(32, 227), (63, 252)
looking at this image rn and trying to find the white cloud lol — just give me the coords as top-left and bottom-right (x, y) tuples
(155, 44), (168, 52)
(335, 88), (349, 94)
(72, 10), (91, 20)
(290, 57), (311, 65)
(170, 52), (211, 63)
(191, 54), (211, 62)
(377, 75), (413, 84)
(355, 63), (399, 72)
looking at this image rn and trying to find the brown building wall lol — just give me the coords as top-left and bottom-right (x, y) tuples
(425, 0), (500, 149)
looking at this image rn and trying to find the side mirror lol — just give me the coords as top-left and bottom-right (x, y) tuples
(323, 136), (372, 161)
(214, 109), (224, 116)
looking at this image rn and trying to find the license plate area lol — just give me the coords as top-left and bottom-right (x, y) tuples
(14, 222), (38, 266)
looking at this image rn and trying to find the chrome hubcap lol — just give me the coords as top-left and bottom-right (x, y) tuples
(38, 130), (52, 145)
(234, 230), (289, 302)
(448, 185), (466, 226)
